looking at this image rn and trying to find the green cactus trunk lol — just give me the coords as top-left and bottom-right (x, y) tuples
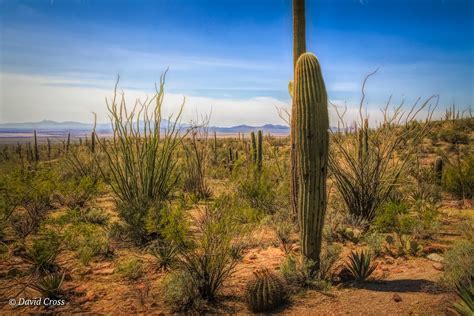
(291, 0), (307, 222)
(33, 129), (39, 162)
(91, 131), (96, 153)
(294, 53), (329, 270)
(250, 131), (257, 164)
(66, 133), (71, 153)
(257, 130), (263, 171)
(47, 138), (51, 160)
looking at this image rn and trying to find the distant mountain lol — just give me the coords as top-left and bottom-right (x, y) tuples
(0, 120), (290, 135)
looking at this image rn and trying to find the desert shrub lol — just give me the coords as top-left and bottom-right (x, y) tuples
(374, 202), (413, 234)
(442, 154), (474, 199)
(182, 119), (212, 200)
(237, 169), (277, 214)
(54, 175), (101, 209)
(363, 231), (385, 257)
(273, 209), (295, 254)
(329, 87), (436, 222)
(281, 244), (340, 290)
(82, 208), (110, 226)
(441, 240), (474, 290)
(63, 222), (111, 265)
(245, 268), (288, 312)
(22, 230), (62, 273)
(96, 73), (183, 244)
(30, 272), (65, 300)
(5, 167), (56, 239)
(346, 250), (377, 282)
(162, 270), (202, 312)
(165, 202), (246, 306)
(117, 257), (144, 280)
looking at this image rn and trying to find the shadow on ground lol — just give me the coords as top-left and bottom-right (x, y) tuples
(352, 279), (445, 294)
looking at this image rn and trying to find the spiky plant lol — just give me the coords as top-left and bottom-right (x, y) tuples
(95, 72), (183, 244)
(245, 268), (287, 312)
(148, 240), (178, 272)
(452, 283), (474, 316)
(30, 272), (65, 299)
(294, 52), (329, 272)
(346, 250), (377, 282)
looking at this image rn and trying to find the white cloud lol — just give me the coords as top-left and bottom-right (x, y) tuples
(0, 72), (290, 126)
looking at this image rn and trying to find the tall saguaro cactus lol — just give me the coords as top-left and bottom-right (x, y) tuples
(33, 129), (39, 162)
(294, 53), (329, 270)
(291, 0), (307, 220)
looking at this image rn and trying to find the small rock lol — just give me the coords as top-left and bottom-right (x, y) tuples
(393, 293), (402, 302)
(432, 262), (444, 271)
(95, 268), (115, 275)
(427, 253), (444, 263)
(249, 254), (258, 260)
(423, 245), (444, 254)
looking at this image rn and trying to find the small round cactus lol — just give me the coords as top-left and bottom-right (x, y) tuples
(245, 267), (287, 312)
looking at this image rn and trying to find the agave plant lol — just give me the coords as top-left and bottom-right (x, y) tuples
(452, 283), (474, 316)
(30, 272), (65, 299)
(346, 250), (377, 282)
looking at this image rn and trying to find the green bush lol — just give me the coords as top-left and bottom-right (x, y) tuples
(442, 155), (474, 199)
(236, 169), (277, 214)
(442, 240), (474, 290)
(63, 222), (110, 265)
(165, 202), (246, 305)
(117, 258), (144, 280)
(22, 230), (62, 273)
(346, 250), (377, 282)
(162, 270), (201, 312)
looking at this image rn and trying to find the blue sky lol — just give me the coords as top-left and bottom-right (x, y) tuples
(0, 0), (473, 125)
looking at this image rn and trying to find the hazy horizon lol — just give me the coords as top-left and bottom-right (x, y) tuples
(1, 0), (473, 126)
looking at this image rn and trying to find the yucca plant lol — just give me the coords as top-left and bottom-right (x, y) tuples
(30, 272), (65, 299)
(346, 250), (377, 282)
(452, 283), (474, 316)
(148, 239), (178, 272)
(95, 71), (184, 244)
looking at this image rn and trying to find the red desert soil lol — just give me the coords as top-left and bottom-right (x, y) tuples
(0, 197), (468, 315)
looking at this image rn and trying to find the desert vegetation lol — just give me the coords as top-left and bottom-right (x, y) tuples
(0, 0), (473, 314)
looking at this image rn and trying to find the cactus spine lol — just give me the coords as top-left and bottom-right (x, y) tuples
(291, 0), (307, 220)
(245, 268), (287, 312)
(33, 129), (39, 162)
(294, 52), (329, 270)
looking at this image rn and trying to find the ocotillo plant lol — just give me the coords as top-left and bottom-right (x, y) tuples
(291, 0), (307, 221)
(33, 129), (39, 162)
(294, 52), (329, 272)
(213, 130), (218, 164)
(257, 130), (263, 171)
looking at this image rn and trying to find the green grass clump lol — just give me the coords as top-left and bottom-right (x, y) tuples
(117, 258), (144, 280)
(346, 250), (377, 282)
